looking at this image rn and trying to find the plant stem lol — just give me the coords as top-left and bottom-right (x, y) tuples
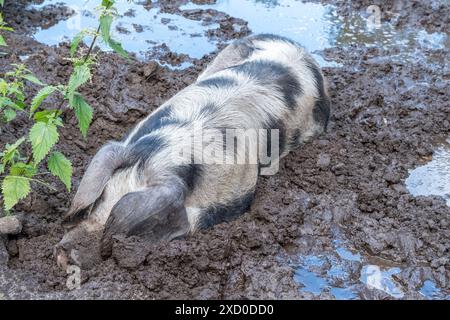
(55, 24), (101, 114)
(84, 24), (101, 63)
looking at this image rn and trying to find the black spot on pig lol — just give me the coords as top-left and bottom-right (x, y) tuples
(128, 106), (182, 143)
(233, 60), (302, 110)
(265, 114), (287, 155)
(198, 192), (255, 229)
(198, 76), (238, 88)
(235, 38), (258, 58)
(289, 129), (302, 149)
(174, 163), (204, 190)
(120, 134), (167, 170)
(305, 60), (331, 130)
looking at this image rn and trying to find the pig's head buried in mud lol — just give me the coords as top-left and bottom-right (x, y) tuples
(55, 34), (330, 269)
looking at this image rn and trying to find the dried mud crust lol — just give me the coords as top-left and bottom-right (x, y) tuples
(0, 0), (449, 299)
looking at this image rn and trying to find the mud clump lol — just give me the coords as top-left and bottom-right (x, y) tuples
(0, 0), (449, 299)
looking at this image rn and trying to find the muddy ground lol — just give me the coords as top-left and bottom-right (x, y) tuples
(0, 0), (449, 299)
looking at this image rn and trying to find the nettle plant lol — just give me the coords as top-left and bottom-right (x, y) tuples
(0, 0), (129, 212)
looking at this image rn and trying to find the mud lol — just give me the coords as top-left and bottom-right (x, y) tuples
(0, 0), (449, 299)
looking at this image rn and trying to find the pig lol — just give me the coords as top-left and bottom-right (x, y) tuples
(55, 34), (330, 267)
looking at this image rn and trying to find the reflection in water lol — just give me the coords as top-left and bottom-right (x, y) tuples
(31, 0), (448, 69)
(181, 0), (449, 66)
(31, 0), (219, 64)
(360, 266), (404, 299)
(406, 139), (450, 206)
(419, 280), (449, 300)
(290, 236), (447, 300)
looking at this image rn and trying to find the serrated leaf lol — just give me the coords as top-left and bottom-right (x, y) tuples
(0, 164), (4, 174)
(0, 34), (6, 46)
(29, 122), (59, 164)
(3, 108), (16, 122)
(30, 86), (57, 114)
(102, 0), (115, 9)
(2, 175), (31, 210)
(67, 64), (91, 99)
(71, 93), (93, 138)
(0, 97), (21, 110)
(8, 85), (25, 102)
(70, 31), (85, 57)
(2, 137), (25, 166)
(33, 109), (62, 124)
(48, 151), (72, 191)
(107, 38), (128, 59)
(9, 162), (36, 178)
(22, 74), (45, 86)
(0, 79), (7, 95)
(100, 14), (113, 44)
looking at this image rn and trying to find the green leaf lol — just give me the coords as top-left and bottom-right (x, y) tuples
(33, 109), (61, 124)
(0, 97), (22, 110)
(0, 164), (4, 174)
(29, 122), (59, 164)
(2, 175), (31, 210)
(8, 85), (25, 102)
(9, 162), (36, 178)
(101, 0), (115, 9)
(0, 0), (4, 7)
(70, 31), (85, 57)
(48, 151), (72, 191)
(30, 85), (57, 114)
(3, 108), (16, 122)
(107, 38), (128, 59)
(67, 64), (91, 98)
(0, 79), (7, 95)
(70, 93), (93, 138)
(100, 14), (113, 44)
(2, 137), (25, 166)
(22, 74), (45, 86)
(0, 34), (6, 46)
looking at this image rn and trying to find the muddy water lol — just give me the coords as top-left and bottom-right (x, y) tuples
(30, 0), (219, 67)
(291, 232), (450, 299)
(406, 139), (450, 206)
(32, 0), (449, 69)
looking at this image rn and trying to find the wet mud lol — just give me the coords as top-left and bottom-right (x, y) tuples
(0, 0), (449, 299)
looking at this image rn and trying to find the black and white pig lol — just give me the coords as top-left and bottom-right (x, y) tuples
(56, 34), (330, 267)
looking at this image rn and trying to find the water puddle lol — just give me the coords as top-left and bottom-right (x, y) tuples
(29, 0), (448, 69)
(406, 138), (450, 206)
(289, 236), (447, 299)
(30, 0), (220, 67)
(180, 0), (449, 67)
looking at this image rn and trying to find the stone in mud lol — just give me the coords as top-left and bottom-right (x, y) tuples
(143, 61), (159, 78)
(317, 153), (331, 169)
(0, 216), (22, 235)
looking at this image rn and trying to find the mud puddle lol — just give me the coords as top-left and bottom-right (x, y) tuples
(30, 0), (220, 68)
(31, 0), (449, 70)
(288, 231), (449, 299)
(406, 138), (450, 206)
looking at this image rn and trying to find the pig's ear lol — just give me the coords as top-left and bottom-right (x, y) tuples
(63, 143), (125, 226)
(100, 182), (190, 257)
